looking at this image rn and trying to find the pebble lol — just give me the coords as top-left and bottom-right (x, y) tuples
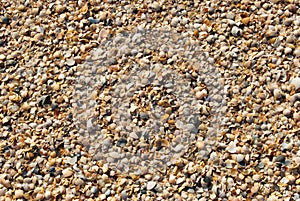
(147, 181), (156, 190)
(15, 189), (24, 199)
(100, 194), (106, 200)
(291, 77), (300, 91)
(66, 58), (76, 66)
(236, 154), (244, 162)
(231, 26), (241, 36)
(275, 155), (286, 163)
(62, 168), (73, 178)
(171, 17), (180, 27)
(150, 2), (161, 12)
(273, 88), (282, 99)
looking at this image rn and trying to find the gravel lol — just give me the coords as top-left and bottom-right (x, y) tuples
(0, 0), (300, 200)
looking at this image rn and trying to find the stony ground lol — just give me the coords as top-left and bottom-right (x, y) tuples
(1, 0), (300, 200)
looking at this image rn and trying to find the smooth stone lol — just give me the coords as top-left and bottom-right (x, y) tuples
(231, 26), (241, 36)
(66, 58), (76, 66)
(147, 181), (156, 190)
(100, 194), (106, 200)
(236, 154), (244, 162)
(171, 17), (179, 27)
(290, 77), (300, 91)
(65, 156), (77, 165)
(15, 189), (24, 198)
(150, 2), (161, 11)
(62, 168), (73, 178)
(275, 155), (286, 163)
(1, 16), (9, 24)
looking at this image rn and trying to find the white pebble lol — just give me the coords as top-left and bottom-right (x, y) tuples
(196, 89), (207, 100)
(236, 154), (244, 162)
(15, 189), (24, 198)
(171, 17), (180, 27)
(62, 168), (73, 178)
(231, 26), (241, 36)
(284, 47), (292, 54)
(176, 177), (185, 184)
(291, 77), (300, 91)
(147, 181), (156, 190)
(273, 88), (282, 99)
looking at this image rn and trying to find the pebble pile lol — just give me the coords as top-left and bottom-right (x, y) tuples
(0, 0), (300, 200)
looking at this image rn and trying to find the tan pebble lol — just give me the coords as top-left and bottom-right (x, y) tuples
(55, 5), (66, 13)
(241, 17), (250, 25)
(74, 178), (84, 186)
(251, 183), (259, 194)
(53, 51), (62, 58)
(17, 5), (27, 11)
(165, 107), (172, 115)
(238, 173), (245, 181)
(169, 174), (176, 184)
(0, 54), (5, 60)
(35, 193), (44, 200)
(196, 141), (205, 149)
(62, 168), (73, 178)
(2, 116), (10, 124)
(20, 90), (28, 98)
(253, 174), (261, 181)
(52, 83), (60, 91)
(195, 89), (207, 100)
(293, 112), (300, 121)
(103, 164), (109, 173)
(296, 178), (300, 185)
(270, 0), (280, 3)
(99, 11), (108, 21)
(236, 115), (243, 123)
(286, 175), (295, 184)
(294, 47), (300, 57)
(31, 7), (40, 15)
(33, 33), (44, 41)
(100, 194), (106, 200)
(15, 189), (24, 198)
(199, 123), (207, 131)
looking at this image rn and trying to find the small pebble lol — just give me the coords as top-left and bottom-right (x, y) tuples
(62, 168), (73, 178)
(275, 155), (286, 163)
(15, 189), (24, 199)
(291, 77), (300, 91)
(147, 181), (156, 190)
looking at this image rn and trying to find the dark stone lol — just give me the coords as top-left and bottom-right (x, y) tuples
(275, 155), (286, 163)
(238, 160), (246, 166)
(88, 18), (100, 24)
(139, 112), (149, 120)
(41, 95), (51, 106)
(49, 167), (55, 176)
(117, 138), (127, 147)
(1, 16), (9, 24)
